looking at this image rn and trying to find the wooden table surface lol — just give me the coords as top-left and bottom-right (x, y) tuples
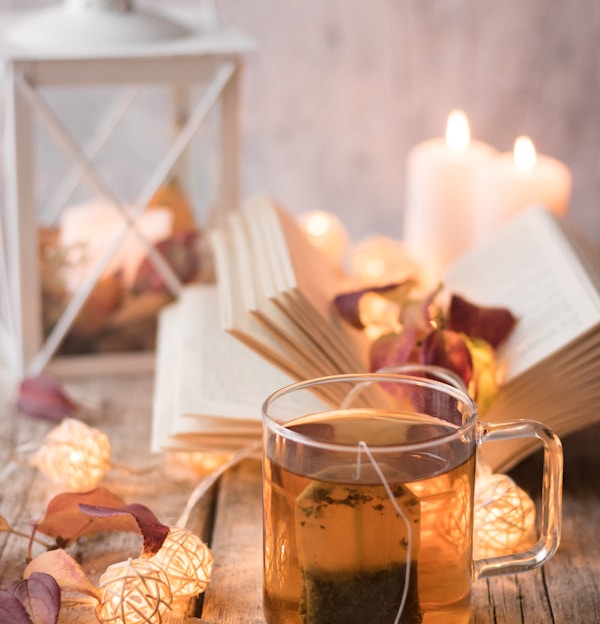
(1, 371), (599, 624)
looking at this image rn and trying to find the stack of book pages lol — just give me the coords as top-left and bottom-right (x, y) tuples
(152, 197), (600, 472)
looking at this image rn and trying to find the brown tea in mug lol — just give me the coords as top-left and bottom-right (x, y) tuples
(263, 408), (475, 624)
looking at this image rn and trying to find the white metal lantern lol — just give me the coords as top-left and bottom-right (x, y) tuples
(0, 0), (254, 378)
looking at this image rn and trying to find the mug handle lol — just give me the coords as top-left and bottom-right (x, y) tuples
(474, 420), (563, 580)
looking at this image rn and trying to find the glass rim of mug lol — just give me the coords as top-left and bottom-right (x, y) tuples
(262, 371), (479, 454)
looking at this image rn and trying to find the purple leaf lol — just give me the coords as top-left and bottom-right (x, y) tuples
(369, 329), (418, 372)
(447, 294), (518, 348)
(79, 502), (170, 557)
(8, 573), (60, 624)
(16, 375), (78, 422)
(0, 591), (32, 624)
(420, 329), (473, 387)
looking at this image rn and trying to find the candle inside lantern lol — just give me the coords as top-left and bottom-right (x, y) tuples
(297, 210), (349, 267)
(473, 135), (572, 241)
(59, 199), (173, 291)
(403, 110), (497, 286)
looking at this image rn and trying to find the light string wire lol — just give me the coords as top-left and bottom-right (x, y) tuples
(356, 440), (413, 624)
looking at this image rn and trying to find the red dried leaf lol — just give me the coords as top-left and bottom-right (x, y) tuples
(419, 329), (473, 386)
(8, 573), (60, 624)
(16, 375), (78, 422)
(369, 329), (419, 372)
(0, 591), (32, 624)
(24, 550), (99, 601)
(334, 280), (416, 330)
(34, 488), (134, 545)
(132, 231), (200, 294)
(78, 502), (170, 557)
(447, 294), (517, 348)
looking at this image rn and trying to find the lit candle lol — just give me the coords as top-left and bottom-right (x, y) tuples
(60, 199), (173, 290)
(350, 235), (417, 285)
(473, 135), (571, 240)
(297, 210), (349, 267)
(403, 110), (497, 286)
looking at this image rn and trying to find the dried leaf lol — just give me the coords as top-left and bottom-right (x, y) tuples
(447, 294), (517, 348)
(369, 328), (418, 372)
(79, 502), (170, 557)
(334, 280), (416, 330)
(419, 329), (473, 386)
(0, 590), (32, 624)
(132, 231), (200, 295)
(8, 573), (60, 624)
(34, 488), (134, 545)
(24, 550), (99, 601)
(0, 515), (13, 533)
(16, 375), (78, 422)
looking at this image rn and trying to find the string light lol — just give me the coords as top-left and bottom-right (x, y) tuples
(31, 418), (111, 491)
(96, 558), (172, 624)
(473, 467), (536, 558)
(150, 527), (214, 612)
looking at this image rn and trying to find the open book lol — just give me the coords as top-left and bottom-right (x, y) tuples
(152, 197), (600, 472)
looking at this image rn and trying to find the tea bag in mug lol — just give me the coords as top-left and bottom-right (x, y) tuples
(295, 464), (422, 624)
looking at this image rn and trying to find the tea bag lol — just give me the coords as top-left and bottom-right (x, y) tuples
(295, 464), (422, 624)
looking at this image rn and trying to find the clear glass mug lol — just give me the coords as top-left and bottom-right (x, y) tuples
(261, 372), (563, 624)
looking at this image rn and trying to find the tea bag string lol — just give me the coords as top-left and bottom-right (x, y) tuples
(357, 441), (412, 624)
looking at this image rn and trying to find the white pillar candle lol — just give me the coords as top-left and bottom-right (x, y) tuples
(473, 136), (572, 240)
(403, 110), (497, 287)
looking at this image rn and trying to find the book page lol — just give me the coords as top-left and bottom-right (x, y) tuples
(151, 284), (293, 451)
(443, 205), (600, 380)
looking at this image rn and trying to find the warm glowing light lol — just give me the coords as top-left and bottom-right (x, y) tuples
(445, 109), (471, 152)
(513, 135), (537, 173)
(150, 527), (213, 612)
(96, 558), (172, 624)
(32, 418), (111, 492)
(350, 236), (417, 285)
(473, 469), (536, 558)
(297, 210), (349, 266)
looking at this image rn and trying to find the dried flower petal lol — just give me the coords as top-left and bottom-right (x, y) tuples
(16, 375), (78, 422)
(447, 294), (517, 348)
(24, 551), (99, 601)
(369, 329), (418, 372)
(34, 488), (133, 545)
(0, 590), (32, 624)
(419, 329), (473, 387)
(79, 502), (170, 557)
(8, 573), (60, 624)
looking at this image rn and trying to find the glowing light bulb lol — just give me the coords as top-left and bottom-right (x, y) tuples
(473, 468), (536, 558)
(32, 418), (111, 492)
(513, 135), (537, 173)
(150, 527), (213, 612)
(97, 558), (172, 624)
(445, 109), (470, 152)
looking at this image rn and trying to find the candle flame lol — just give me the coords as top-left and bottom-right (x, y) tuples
(445, 109), (470, 152)
(513, 136), (537, 173)
(304, 211), (332, 238)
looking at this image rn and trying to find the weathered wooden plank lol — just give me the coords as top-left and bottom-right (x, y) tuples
(200, 458), (264, 624)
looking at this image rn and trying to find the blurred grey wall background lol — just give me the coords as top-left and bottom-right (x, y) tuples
(2, 0), (599, 246)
